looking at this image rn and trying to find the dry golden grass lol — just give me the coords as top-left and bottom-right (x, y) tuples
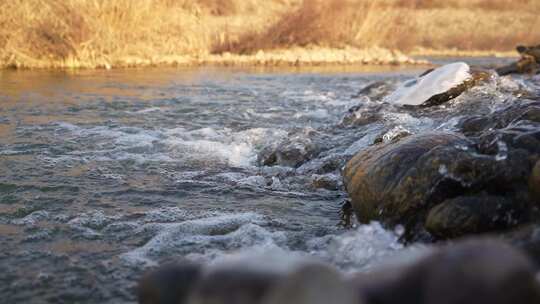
(0, 0), (538, 69)
(0, 0), (293, 68)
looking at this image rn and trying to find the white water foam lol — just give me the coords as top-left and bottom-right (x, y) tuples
(52, 123), (287, 167)
(120, 212), (286, 266)
(10, 210), (50, 226)
(118, 210), (424, 273)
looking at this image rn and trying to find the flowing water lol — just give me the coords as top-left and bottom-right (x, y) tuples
(0, 61), (538, 303)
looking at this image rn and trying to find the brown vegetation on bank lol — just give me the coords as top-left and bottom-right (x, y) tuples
(0, 0), (538, 69)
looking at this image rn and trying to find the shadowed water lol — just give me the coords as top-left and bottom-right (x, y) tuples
(0, 62), (537, 303)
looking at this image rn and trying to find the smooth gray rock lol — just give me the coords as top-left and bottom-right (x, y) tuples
(261, 263), (359, 304)
(352, 239), (540, 304)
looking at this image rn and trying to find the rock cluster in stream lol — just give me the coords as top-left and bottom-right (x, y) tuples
(138, 239), (540, 304)
(137, 57), (540, 304)
(343, 100), (540, 241)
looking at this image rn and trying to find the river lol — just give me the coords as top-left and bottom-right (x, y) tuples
(1, 60), (537, 303)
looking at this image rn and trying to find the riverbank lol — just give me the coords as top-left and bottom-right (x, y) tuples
(1, 47), (424, 69)
(0, 0), (538, 69)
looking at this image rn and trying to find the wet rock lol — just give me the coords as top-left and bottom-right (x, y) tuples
(297, 154), (347, 175)
(138, 262), (202, 304)
(340, 103), (384, 127)
(458, 101), (540, 136)
(343, 132), (468, 237)
(475, 122), (540, 157)
(495, 57), (539, 76)
(311, 174), (341, 190)
(261, 263), (358, 304)
(425, 195), (527, 239)
(352, 239), (540, 304)
(343, 131), (535, 240)
(188, 266), (281, 304)
(496, 45), (540, 75)
(258, 129), (321, 168)
(185, 254), (336, 304)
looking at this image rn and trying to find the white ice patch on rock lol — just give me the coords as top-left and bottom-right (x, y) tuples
(385, 62), (471, 106)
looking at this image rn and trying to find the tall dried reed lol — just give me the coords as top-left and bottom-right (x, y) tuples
(0, 0), (538, 68)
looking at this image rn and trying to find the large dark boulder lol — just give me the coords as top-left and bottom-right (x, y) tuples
(340, 103), (384, 127)
(343, 132), (475, 239)
(137, 242), (540, 304)
(343, 129), (536, 240)
(343, 132), (467, 227)
(352, 239), (540, 304)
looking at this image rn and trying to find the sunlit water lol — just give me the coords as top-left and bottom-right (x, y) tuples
(0, 62), (538, 303)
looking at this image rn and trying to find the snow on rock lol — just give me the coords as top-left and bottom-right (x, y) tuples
(385, 62), (472, 106)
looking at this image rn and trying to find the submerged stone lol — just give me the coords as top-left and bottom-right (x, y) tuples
(342, 132), (468, 238)
(258, 129), (321, 168)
